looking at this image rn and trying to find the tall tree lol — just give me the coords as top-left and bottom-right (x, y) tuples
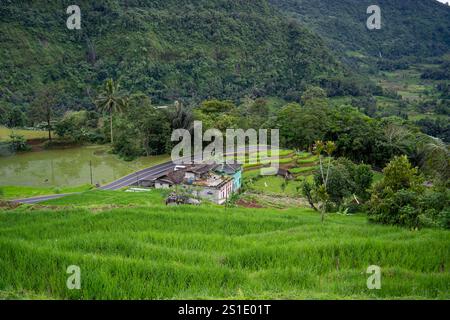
(95, 79), (128, 144)
(28, 86), (58, 141)
(312, 140), (336, 222)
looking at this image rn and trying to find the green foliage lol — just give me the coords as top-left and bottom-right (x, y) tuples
(55, 110), (104, 143)
(271, 0), (450, 64)
(382, 155), (422, 192)
(275, 103), (328, 149)
(27, 85), (60, 140)
(421, 62), (450, 80)
(301, 86), (327, 104)
(111, 99), (172, 160)
(0, 106), (27, 128)
(95, 79), (130, 144)
(368, 156), (449, 229)
(7, 134), (30, 152)
(238, 98), (271, 130)
(194, 100), (239, 131)
(312, 157), (373, 211)
(416, 118), (450, 143)
(0, 0), (346, 108)
(273, 104), (414, 168)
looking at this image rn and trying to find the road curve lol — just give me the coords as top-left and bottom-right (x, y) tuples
(100, 161), (175, 190)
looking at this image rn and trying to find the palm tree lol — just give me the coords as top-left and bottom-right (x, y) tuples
(169, 100), (193, 131)
(95, 79), (128, 144)
(417, 136), (450, 182)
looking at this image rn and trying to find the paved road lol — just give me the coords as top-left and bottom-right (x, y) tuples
(12, 145), (279, 204)
(12, 193), (79, 204)
(100, 160), (176, 190)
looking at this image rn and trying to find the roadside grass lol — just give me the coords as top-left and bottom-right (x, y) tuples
(40, 189), (168, 207)
(0, 185), (94, 200)
(0, 126), (51, 141)
(0, 190), (448, 299)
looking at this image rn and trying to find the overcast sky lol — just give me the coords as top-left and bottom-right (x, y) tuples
(437, 0), (449, 4)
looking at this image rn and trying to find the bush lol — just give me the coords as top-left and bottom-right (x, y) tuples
(8, 134), (30, 152)
(368, 156), (449, 229)
(438, 209), (450, 229)
(55, 111), (104, 144)
(313, 157), (373, 209)
(113, 139), (143, 161)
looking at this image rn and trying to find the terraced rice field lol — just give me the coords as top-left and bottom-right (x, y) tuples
(0, 190), (448, 299)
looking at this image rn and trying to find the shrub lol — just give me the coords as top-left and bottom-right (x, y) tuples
(312, 157), (373, 209)
(55, 111), (104, 144)
(113, 135), (143, 161)
(368, 156), (449, 229)
(383, 155), (421, 191)
(8, 134), (30, 152)
(438, 209), (450, 229)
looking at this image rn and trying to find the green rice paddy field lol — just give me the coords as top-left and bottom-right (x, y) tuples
(0, 190), (449, 300)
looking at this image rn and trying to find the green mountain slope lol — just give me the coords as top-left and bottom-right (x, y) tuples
(0, 0), (346, 108)
(270, 0), (450, 66)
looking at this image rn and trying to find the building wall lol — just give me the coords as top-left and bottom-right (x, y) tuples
(232, 170), (242, 191)
(155, 182), (171, 189)
(195, 180), (233, 204)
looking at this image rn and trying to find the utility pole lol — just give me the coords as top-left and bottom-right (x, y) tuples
(225, 185), (228, 211)
(89, 160), (93, 185)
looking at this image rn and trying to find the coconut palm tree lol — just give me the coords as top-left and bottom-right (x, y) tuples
(95, 79), (128, 144)
(417, 136), (450, 182)
(169, 100), (193, 131)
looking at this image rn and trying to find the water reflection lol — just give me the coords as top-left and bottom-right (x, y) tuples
(0, 145), (169, 187)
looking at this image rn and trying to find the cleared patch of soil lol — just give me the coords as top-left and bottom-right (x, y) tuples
(0, 201), (21, 210)
(236, 198), (264, 208)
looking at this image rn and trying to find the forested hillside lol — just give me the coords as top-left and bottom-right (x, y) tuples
(0, 0), (351, 109)
(270, 0), (450, 68)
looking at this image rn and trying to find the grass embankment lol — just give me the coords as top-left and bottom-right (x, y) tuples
(0, 190), (448, 299)
(0, 185), (93, 200)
